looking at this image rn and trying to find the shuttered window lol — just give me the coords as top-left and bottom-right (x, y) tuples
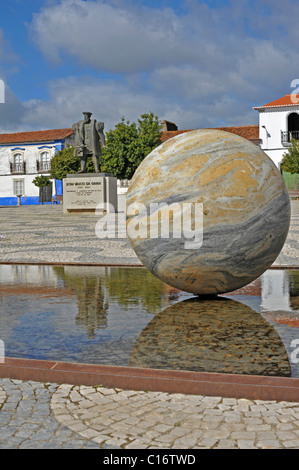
(13, 179), (24, 196)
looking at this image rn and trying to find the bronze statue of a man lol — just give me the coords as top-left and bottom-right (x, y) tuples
(72, 112), (106, 173)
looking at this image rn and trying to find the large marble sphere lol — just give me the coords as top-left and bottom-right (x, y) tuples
(126, 130), (291, 295)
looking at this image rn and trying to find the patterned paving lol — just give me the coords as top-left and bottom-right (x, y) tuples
(50, 383), (299, 449)
(0, 204), (140, 265)
(274, 200), (299, 266)
(0, 386), (6, 408)
(0, 200), (298, 266)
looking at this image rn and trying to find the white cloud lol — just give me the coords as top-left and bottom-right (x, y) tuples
(17, 72), (257, 133)
(0, 86), (26, 132)
(29, 0), (188, 73)
(0, 28), (25, 132)
(3, 0), (299, 132)
(19, 76), (173, 131)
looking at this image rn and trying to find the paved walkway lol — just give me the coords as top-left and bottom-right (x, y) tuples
(0, 200), (298, 266)
(0, 378), (299, 449)
(273, 199), (299, 267)
(0, 203), (140, 266)
(0, 200), (298, 449)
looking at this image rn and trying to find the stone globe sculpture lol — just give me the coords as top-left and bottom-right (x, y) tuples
(126, 130), (290, 295)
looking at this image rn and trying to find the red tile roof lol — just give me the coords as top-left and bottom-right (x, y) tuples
(161, 125), (260, 143)
(254, 94), (299, 109)
(0, 128), (73, 145)
(0, 125), (260, 147)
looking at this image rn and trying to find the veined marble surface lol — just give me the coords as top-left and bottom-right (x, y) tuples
(126, 130), (291, 295)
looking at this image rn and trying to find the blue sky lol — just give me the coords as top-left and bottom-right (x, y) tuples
(0, 0), (298, 133)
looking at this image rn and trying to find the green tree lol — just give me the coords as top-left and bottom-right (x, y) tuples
(49, 145), (79, 180)
(49, 145), (95, 180)
(280, 138), (299, 174)
(101, 112), (162, 179)
(32, 175), (51, 187)
(32, 175), (52, 205)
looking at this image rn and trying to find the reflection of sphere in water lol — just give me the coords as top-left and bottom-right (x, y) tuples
(130, 298), (291, 377)
(126, 130), (290, 294)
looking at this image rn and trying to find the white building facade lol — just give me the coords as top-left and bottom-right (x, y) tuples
(1, 100), (297, 206)
(254, 94), (299, 168)
(0, 129), (73, 205)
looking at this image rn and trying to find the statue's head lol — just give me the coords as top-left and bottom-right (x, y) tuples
(83, 112), (92, 123)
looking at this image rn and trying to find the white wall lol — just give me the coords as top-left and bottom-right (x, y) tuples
(0, 143), (56, 198)
(258, 105), (299, 167)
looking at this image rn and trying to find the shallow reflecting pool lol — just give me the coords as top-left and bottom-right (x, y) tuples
(0, 265), (299, 377)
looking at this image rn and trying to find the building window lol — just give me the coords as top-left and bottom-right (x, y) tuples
(37, 151), (51, 172)
(288, 113), (299, 139)
(14, 153), (23, 172)
(281, 112), (299, 145)
(10, 152), (26, 174)
(13, 179), (25, 196)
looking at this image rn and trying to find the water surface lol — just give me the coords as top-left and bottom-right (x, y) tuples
(0, 265), (298, 377)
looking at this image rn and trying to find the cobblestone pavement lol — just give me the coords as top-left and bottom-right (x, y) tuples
(0, 378), (299, 449)
(273, 199), (299, 266)
(0, 202), (141, 266)
(0, 199), (298, 266)
(0, 200), (298, 449)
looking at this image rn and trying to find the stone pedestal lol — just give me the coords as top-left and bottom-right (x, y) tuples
(63, 173), (118, 214)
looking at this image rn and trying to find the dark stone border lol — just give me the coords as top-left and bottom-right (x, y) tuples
(0, 357), (298, 402)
